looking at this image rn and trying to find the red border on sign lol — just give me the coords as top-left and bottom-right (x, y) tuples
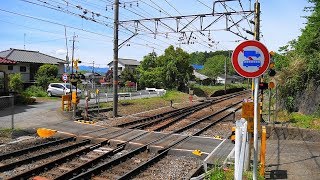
(232, 40), (270, 78)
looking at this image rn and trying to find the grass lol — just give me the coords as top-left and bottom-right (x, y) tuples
(0, 128), (25, 138)
(193, 84), (247, 97)
(100, 90), (190, 116)
(276, 111), (320, 130)
(205, 166), (265, 180)
(289, 112), (320, 130)
(36, 96), (61, 101)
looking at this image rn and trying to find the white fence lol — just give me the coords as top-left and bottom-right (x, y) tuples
(234, 118), (249, 180)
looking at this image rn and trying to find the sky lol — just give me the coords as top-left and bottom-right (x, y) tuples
(0, 0), (312, 68)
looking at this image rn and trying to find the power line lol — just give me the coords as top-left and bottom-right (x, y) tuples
(0, 8), (114, 38)
(18, 0), (168, 50)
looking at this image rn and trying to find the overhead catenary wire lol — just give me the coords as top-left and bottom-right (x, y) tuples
(15, 0), (168, 50)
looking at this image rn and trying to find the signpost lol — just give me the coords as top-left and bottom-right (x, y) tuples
(232, 40), (270, 78)
(232, 40), (270, 179)
(62, 73), (68, 83)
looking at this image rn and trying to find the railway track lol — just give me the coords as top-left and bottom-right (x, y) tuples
(0, 90), (248, 179)
(116, 90), (248, 130)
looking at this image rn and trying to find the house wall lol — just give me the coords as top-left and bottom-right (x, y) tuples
(108, 63), (125, 75)
(0, 63), (30, 82)
(216, 77), (235, 84)
(0, 63), (64, 83)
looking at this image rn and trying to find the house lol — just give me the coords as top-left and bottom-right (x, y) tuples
(0, 57), (17, 94)
(107, 58), (140, 75)
(216, 75), (244, 84)
(0, 48), (66, 84)
(193, 70), (209, 81)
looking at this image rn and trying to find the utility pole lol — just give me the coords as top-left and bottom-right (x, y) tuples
(69, 33), (77, 119)
(253, 0), (260, 179)
(71, 32), (76, 74)
(24, 33), (26, 50)
(113, 0), (119, 117)
(64, 26), (69, 73)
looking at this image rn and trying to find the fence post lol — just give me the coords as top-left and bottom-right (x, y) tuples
(130, 93), (132, 100)
(11, 96), (14, 129)
(105, 93), (108, 102)
(260, 126), (267, 176)
(98, 93), (100, 114)
(235, 118), (247, 180)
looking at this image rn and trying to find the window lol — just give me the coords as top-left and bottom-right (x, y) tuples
(20, 66), (27, 72)
(51, 84), (59, 88)
(8, 66), (13, 71)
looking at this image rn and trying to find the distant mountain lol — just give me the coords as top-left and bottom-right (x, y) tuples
(78, 66), (109, 73)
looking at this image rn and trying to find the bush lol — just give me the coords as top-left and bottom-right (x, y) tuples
(24, 86), (47, 97)
(9, 73), (23, 92)
(36, 64), (60, 89)
(15, 93), (36, 104)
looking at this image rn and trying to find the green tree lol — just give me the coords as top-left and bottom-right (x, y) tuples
(139, 52), (157, 70)
(8, 73), (23, 92)
(189, 51), (206, 65)
(201, 55), (225, 80)
(277, 0), (320, 113)
(36, 64), (59, 89)
(120, 68), (137, 83)
(138, 46), (193, 91)
(158, 46), (193, 91)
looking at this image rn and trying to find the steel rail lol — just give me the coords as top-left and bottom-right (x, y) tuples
(0, 136), (75, 160)
(8, 140), (109, 180)
(152, 95), (245, 131)
(71, 99), (244, 179)
(116, 103), (195, 127)
(119, 105), (243, 179)
(117, 90), (247, 129)
(127, 102), (211, 129)
(9, 128), (140, 179)
(0, 139), (91, 172)
(193, 106), (242, 136)
(173, 101), (242, 134)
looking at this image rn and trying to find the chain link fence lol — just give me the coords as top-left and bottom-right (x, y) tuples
(0, 96), (15, 129)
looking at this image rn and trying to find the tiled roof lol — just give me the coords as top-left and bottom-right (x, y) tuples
(108, 58), (140, 66)
(0, 48), (66, 64)
(0, 57), (16, 64)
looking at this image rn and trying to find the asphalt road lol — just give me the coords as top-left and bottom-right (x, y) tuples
(0, 91), (163, 130)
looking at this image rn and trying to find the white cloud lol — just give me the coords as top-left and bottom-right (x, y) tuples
(56, 49), (67, 55)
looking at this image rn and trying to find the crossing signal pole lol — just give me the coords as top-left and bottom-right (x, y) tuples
(113, 0), (119, 117)
(253, 0), (260, 179)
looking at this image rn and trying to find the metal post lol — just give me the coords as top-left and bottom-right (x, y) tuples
(253, 77), (259, 180)
(268, 88), (271, 123)
(98, 92), (100, 114)
(224, 56), (227, 94)
(113, 0), (119, 117)
(274, 85), (278, 123)
(253, 1), (260, 179)
(11, 96), (14, 129)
